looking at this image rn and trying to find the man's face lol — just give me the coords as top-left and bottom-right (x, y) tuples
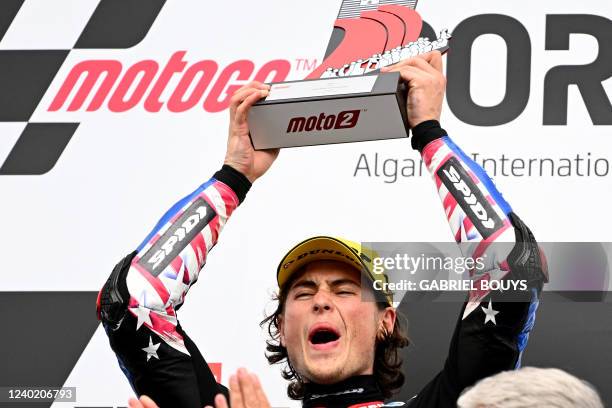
(279, 260), (395, 384)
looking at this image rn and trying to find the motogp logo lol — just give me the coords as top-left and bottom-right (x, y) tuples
(0, 1), (169, 176)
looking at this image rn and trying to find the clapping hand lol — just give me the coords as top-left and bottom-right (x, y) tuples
(208, 368), (271, 408)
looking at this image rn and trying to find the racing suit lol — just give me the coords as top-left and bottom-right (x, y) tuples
(97, 121), (546, 408)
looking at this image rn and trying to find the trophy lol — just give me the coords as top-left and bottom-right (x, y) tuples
(248, 0), (451, 150)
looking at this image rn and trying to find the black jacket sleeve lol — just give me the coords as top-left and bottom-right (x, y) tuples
(406, 123), (547, 407)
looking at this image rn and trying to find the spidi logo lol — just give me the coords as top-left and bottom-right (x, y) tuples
(48, 51), (291, 113)
(286, 110), (361, 133)
(437, 157), (503, 239)
(138, 197), (216, 276)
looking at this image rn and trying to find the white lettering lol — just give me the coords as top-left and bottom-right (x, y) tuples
(443, 165), (496, 230)
(147, 205), (208, 270)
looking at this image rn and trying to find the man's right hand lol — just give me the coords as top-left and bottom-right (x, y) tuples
(224, 81), (279, 183)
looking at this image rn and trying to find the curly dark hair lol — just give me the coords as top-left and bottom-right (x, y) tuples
(260, 276), (410, 400)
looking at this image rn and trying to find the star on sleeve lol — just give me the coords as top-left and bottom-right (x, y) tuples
(130, 305), (153, 330)
(142, 336), (161, 362)
(481, 300), (499, 325)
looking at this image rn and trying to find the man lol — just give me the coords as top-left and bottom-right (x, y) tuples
(457, 367), (604, 407)
(98, 51), (547, 408)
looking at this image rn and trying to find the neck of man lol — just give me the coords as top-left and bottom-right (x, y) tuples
(302, 375), (384, 408)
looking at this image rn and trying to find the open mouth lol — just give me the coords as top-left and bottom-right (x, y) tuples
(308, 324), (341, 348)
(311, 330), (340, 344)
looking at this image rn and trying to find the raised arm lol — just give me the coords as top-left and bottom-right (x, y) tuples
(97, 82), (277, 408)
(383, 53), (547, 407)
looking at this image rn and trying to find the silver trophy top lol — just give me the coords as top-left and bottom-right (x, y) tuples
(338, 0), (418, 19)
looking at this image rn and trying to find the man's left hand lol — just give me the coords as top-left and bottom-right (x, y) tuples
(381, 51), (446, 128)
